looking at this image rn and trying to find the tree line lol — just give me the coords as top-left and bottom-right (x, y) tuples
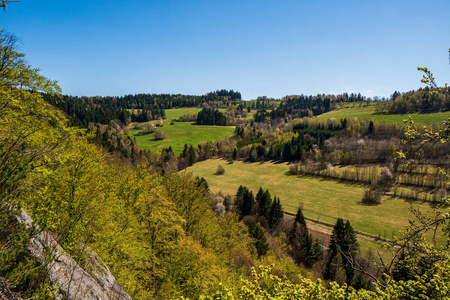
(376, 87), (450, 114)
(269, 93), (367, 119)
(196, 108), (227, 125)
(43, 89), (242, 128)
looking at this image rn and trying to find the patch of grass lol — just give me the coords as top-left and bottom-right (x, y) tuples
(185, 159), (444, 244)
(127, 122), (235, 154)
(318, 106), (450, 125)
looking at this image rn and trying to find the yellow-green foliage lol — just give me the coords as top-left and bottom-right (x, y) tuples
(20, 136), (260, 298)
(15, 125), (260, 299)
(0, 45), (261, 297)
(199, 261), (450, 299)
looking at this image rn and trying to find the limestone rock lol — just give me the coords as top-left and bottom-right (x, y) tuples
(17, 209), (132, 300)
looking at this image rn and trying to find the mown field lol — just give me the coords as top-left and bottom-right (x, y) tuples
(164, 108), (219, 119)
(127, 122), (234, 154)
(318, 105), (450, 125)
(186, 159), (443, 243)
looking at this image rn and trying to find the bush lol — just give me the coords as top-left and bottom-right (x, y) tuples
(289, 163), (299, 174)
(216, 165), (225, 175)
(154, 130), (166, 140)
(361, 188), (383, 205)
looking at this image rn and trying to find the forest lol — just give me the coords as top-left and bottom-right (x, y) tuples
(1, 18), (450, 300)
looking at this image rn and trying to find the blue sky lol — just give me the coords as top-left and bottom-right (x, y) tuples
(2, 0), (449, 99)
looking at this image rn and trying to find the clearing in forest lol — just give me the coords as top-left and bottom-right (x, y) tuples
(127, 121), (235, 154)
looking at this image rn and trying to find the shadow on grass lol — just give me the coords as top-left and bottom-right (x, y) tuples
(284, 172), (369, 189)
(240, 159), (286, 165)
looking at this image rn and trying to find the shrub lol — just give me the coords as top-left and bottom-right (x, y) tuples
(216, 165), (225, 175)
(154, 130), (166, 140)
(361, 188), (383, 205)
(289, 163), (299, 174)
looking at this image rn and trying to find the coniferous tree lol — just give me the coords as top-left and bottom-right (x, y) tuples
(294, 206), (306, 227)
(235, 186), (254, 218)
(282, 143), (292, 161)
(255, 187), (264, 206)
(188, 145), (196, 166)
(289, 208), (323, 267)
(268, 197), (283, 228)
(324, 218), (358, 284)
(255, 188), (271, 221)
(252, 224), (269, 258)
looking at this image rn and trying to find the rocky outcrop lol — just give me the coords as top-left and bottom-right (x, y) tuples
(16, 209), (132, 300)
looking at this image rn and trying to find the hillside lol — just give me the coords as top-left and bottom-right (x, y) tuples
(318, 104), (450, 125)
(126, 121), (235, 154)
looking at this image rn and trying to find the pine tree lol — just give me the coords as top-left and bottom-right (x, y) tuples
(255, 188), (264, 208)
(289, 207), (323, 268)
(235, 186), (254, 218)
(252, 224), (269, 258)
(282, 143), (291, 161)
(324, 218), (358, 284)
(294, 207), (306, 227)
(268, 197), (283, 228)
(232, 147), (237, 160)
(188, 145), (196, 166)
(256, 188), (272, 220)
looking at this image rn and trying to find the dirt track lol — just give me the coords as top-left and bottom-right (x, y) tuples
(307, 223), (332, 249)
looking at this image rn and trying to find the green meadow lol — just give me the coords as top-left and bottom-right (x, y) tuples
(186, 158), (442, 243)
(127, 122), (234, 154)
(318, 105), (450, 125)
(164, 108), (228, 120)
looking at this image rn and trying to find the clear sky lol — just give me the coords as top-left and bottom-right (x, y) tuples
(2, 0), (449, 99)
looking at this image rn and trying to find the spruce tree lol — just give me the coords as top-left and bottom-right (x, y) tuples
(324, 218), (358, 284)
(232, 147), (237, 160)
(182, 144), (188, 157)
(242, 188), (255, 217)
(188, 145), (196, 166)
(256, 188), (271, 220)
(252, 224), (269, 258)
(294, 207), (306, 227)
(289, 207), (323, 268)
(282, 143), (291, 161)
(255, 187), (264, 208)
(235, 186), (254, 218)
(268, 197), (283, 228)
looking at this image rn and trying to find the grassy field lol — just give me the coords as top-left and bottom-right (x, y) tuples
(126, 108), (234, 154)
(164, 108), (203, 119)
(318, 105), (450, 125)
(127, 122), (235, 154)
(185, 158), (443, 243)
(164, 108), (227, 120)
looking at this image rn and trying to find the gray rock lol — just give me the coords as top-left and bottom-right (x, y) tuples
(16, 209), (132, 300)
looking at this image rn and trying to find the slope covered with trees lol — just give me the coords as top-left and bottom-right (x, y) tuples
(376, 87), (450, 114)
